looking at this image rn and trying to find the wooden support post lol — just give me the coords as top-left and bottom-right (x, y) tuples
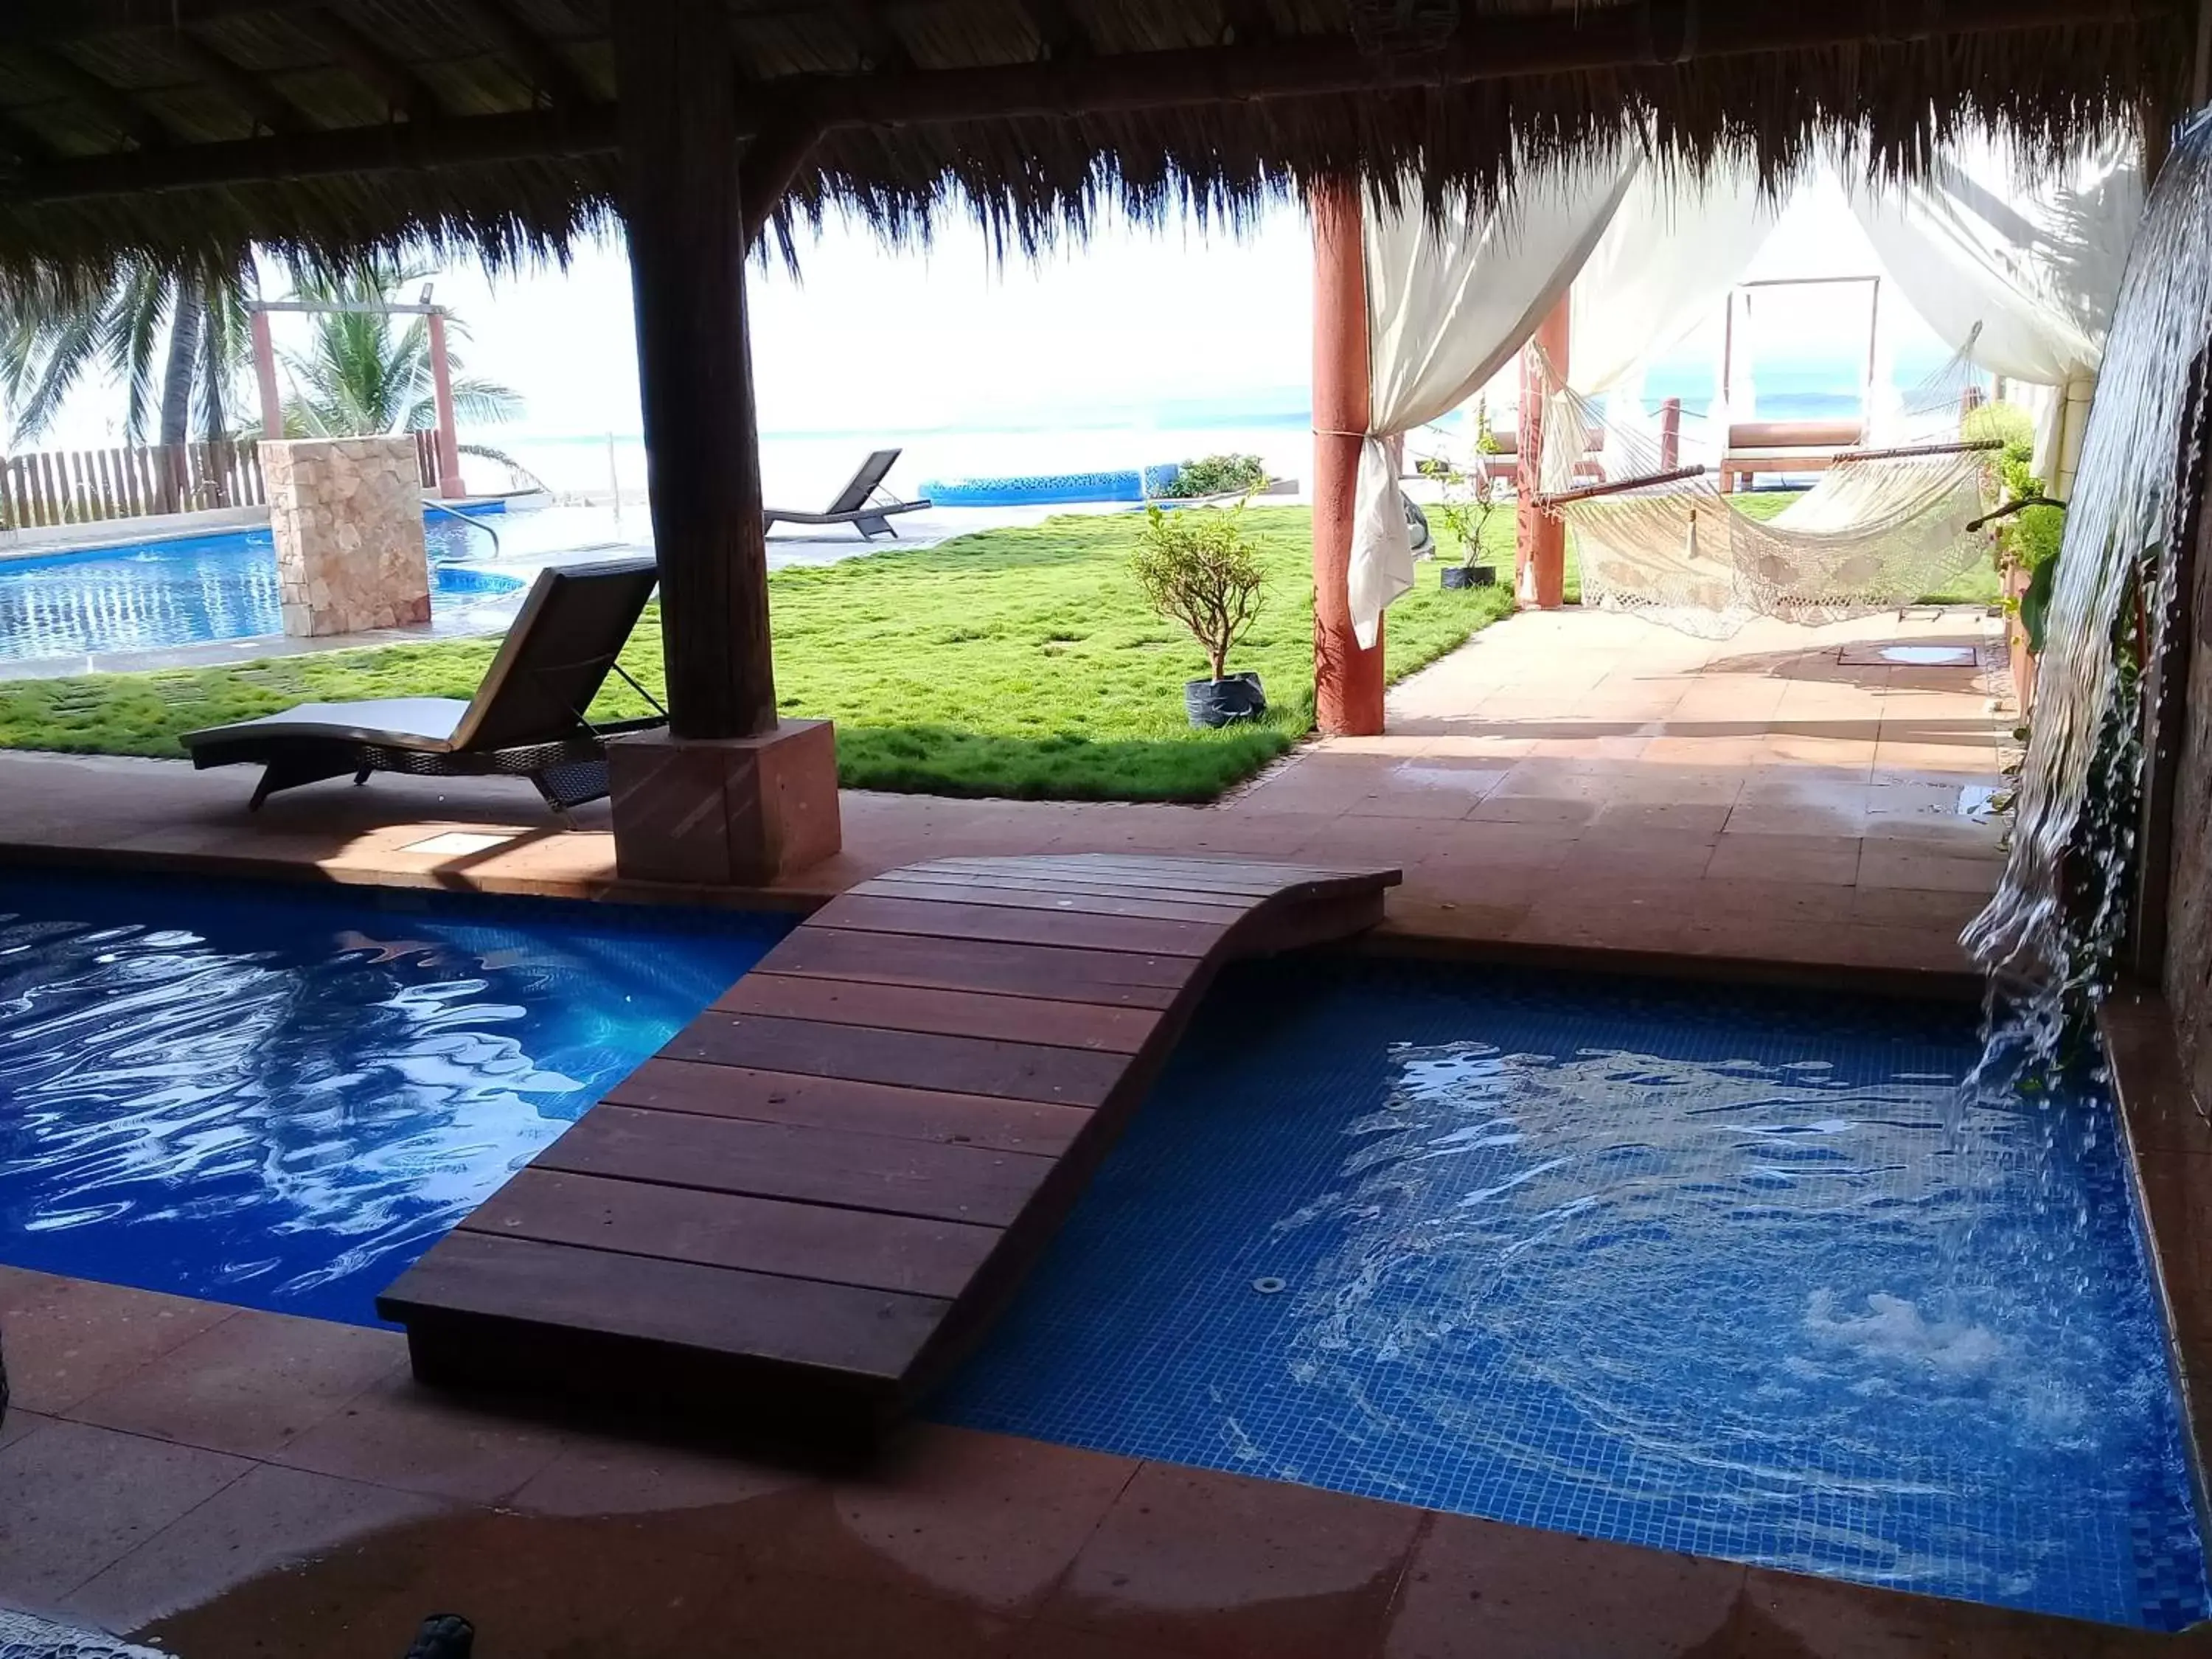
(612, 0), (774, 742)
(1658, 397), (1682, 472)
(427, 309), (466, 498)
(1515, 296), (1569, 610)
(1310, 175), (1385, 737)
(251, 308), (282, 440)
(604, 0), (839, 886)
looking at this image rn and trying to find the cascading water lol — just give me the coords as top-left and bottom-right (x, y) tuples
(1964, 109), (2212, 1070)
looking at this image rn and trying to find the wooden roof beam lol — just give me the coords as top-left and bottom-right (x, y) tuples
(13, 42), (175, 149)
(168, 27), (310, 135)
(296, 4), (447, 122)
(443, 0), (597, 110)
(0, 0), (2176, 204)
(0, 2), (327, 46)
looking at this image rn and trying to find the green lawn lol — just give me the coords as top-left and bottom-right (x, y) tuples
(0, 506), (1515, 803)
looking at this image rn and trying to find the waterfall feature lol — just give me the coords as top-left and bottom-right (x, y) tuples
(1964, 110), (2212, 1063)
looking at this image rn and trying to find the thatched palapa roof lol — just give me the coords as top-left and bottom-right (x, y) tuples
(0, 0), (2188, 277)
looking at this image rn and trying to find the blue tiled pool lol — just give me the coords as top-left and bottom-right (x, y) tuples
(936, 957), (2210, 1630)
(0, 872), (785, 1324)
(0, 518), (521, 661)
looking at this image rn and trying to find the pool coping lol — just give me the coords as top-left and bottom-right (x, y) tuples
(0, 832), (1992, 1006)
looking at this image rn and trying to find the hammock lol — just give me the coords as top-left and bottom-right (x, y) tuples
(1530, 354), (2003, 636)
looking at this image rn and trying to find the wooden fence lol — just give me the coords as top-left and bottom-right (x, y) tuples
(1, 440), (268, 529)
(1, 435), (447, 532)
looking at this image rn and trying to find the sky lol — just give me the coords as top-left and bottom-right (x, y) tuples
(18, 171), (1944, 457)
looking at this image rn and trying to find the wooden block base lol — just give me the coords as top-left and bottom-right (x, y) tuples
(608, 720), (841, 886)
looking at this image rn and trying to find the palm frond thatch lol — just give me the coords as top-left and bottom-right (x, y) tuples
(0, 0), (2184, 282)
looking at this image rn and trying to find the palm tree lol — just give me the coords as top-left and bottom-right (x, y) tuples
(0, 260), (251, 451)
(279, 258), (523, 439)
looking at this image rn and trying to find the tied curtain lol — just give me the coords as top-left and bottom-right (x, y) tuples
(1349, 160), (1775, 647)
(1349, 159), (1635, 648)
(1849, 136), (2142, 495)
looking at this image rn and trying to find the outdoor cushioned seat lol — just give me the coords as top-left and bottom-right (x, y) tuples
(182, 556), (666, 818)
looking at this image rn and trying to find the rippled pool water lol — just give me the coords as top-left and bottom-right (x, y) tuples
(937, 957), (2209, 1630)
(0, 873), (784, 1324)
(0, 518), (520, 661)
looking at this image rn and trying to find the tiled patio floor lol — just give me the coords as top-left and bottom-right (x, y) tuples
(2, 1262), (2194, 1659)
(0, 605), (2041, 1655)
(0, 605), (2012, 984)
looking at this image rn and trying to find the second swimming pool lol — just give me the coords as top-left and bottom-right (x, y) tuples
(936, 956), (2209, 1630)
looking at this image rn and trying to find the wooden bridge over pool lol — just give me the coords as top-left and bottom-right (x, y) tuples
(379, 853), (1399, 1440)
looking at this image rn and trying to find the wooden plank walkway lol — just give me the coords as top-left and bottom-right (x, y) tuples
(378, 853), (1399, 1440)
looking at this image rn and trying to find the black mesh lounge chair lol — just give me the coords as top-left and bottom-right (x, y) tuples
(181, 557), (665, 819)
(763, 448), (930, 539)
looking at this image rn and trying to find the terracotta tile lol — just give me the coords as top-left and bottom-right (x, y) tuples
(1730, 1566), (2110, 1658)
(0, 1406), (53, 1453)
(1044, 1461), (1422, 1659)
(70, 1307), (407, 1459)
(1383, 1513), (1742, 1658)
(271, 1373), (568, 1503)
(509, 1429), (808, 1518)
(1567, 829), (1719, 882)
(1590, 801), (1736, 836)
(66, 1461), (450, 1635)
(1705, 832), (1863, 887)
(1848, 885), (1987, 931)
(796, 1425), (1140, 1613)
(1854, 842), (2005, 896)
(0, 1269), (237, 1415)
(692, 1565), (1026, 1659)
(0, 1417), (251, 1611)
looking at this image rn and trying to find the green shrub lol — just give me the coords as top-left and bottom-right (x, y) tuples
(1130, 502), (1267, 681)
(1158, 453), (1267, 500)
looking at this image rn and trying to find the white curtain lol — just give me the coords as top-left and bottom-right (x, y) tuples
(1851, 135), (2142, 494)
(1349, 159), (1637, 647)
(1570, 163), (1780, 395)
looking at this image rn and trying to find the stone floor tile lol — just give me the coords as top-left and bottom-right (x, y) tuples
(65, 1462), (449, 1635)
(0, 1418), (251, 1612)
(0, 1407), (53, 1453)
(1043, 1461), (1422, 1659)
(0, 1270), (237, 1416)
(269, 1374), (568, 1503)
(1382, 1513), (1743, 1658)
(508, 1427), (808, 1519)
(1705, 832), (1863, 886)
(69, 1308), (407, 1460)
(812, 1424), (1139, 1612)
(1856, 842), (2007, 894)
(1728, 1567), (2112, 1658)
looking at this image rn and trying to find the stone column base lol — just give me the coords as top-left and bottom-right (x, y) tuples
(607, 719), (842, 886)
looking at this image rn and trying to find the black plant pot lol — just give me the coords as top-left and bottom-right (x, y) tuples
(1186, 671), (1267, 728)
(1441, 564), (1498, 590)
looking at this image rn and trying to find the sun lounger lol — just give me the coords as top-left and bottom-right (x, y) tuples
(181, 557), (666, 818)
(764, 448), (930, 538)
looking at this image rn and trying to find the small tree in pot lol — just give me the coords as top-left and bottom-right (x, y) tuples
(1433, 402), (1504, 589)
(1132, 501), (1270, 727)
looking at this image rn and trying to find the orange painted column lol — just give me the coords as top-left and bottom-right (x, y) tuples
(1310, 176), (1385, 737)
(1514, 295), (1571, 610)
(427, 309), (467, 499)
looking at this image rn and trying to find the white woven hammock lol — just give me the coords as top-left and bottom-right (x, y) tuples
(1534, 361), (2000, 637)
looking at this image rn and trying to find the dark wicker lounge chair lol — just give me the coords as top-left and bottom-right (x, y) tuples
(182, 557), (665, 819)
(763, 448), (930, 538)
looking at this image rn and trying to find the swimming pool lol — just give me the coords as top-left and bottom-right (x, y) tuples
(0, 872), (785, 1324)
(0, 518), (522, 661)
(935, 956), (2210, 1630)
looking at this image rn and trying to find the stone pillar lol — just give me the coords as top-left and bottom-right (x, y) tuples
(265, 437), (431, 638)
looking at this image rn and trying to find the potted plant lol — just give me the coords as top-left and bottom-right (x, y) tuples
(1131, 501), (1270, 727)
(1433, 402), (1503, 589)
